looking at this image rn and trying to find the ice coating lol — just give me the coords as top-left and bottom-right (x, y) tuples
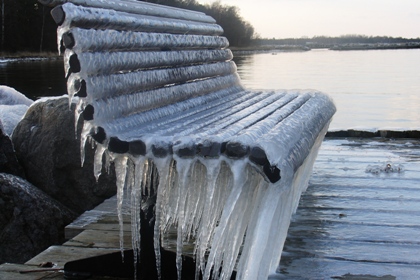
(40, 0), (215, 24)
(75, 61), (237, 102)
(44, 0), (337, 279)
(100, 86), (247, 140)
(89, 74), (242, 125)
(254, 92), (336, 170)
(110, 90), (262, 139)
(58, 3), (223, 35)
(71, 49), (233, 76)
(64, 28), (229, 53)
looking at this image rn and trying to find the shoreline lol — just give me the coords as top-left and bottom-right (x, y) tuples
(232, 42), (420, 54)
(326, 129), (420, 139)
(0, 52), (61, 63)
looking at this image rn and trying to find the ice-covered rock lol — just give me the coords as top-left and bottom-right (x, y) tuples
(11, 97), (117, 214)
(0, 85), (33, 106)
(0, 104), (30, 136)
(0, 86), (33, 136)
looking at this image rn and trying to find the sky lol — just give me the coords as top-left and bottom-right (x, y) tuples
(196, 0), (420, 39)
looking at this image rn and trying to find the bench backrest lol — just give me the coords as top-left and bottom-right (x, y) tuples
(42, 0), (243, 140)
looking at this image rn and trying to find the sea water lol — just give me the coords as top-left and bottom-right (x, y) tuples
(233, 48), (420, 131)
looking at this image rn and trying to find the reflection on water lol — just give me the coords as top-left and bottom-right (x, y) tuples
(0, 58), (66, 101)
(233, 49), (420, 130)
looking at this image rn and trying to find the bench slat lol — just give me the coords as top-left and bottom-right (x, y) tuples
(110, 91), (269, 140)
(225, 93), (311, 153)
(54, 3), (223, 35)
(66, 49), (233, 76)
(251, 93), (336, 172)
(70, 61), (237, 103)
(158, 92), (285, 138)
(40, 0), (215, 24)
(100, 87), (249, 140)
(82, 74), (242, 122)
(63, 28), (229, 52)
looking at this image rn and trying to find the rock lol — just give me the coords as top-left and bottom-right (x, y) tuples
(0, 104), (30, 136)
(0, 128), (25, 178)
(0, 86), (33, 136)
(11, 97), (116, 214)
(0, 85), (33, 106)
(0, 173), (77, 264)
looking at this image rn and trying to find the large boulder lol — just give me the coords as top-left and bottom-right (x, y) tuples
(0, 127), (25, 178)
(11, 97), (116, 214)
(0, 173), (76, 264)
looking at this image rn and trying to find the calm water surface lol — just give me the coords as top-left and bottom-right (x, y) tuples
(0, 58), (66, 100)
(233, 49), (420, 130)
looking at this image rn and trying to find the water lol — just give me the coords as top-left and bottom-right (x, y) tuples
(276, 138), (420, 279)
(233, 48), (420, 130)
(0, 58), (66, 100)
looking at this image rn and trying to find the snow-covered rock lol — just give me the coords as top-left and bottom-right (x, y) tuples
(0, 86), (34, 136)
(0, 85), (33, 106)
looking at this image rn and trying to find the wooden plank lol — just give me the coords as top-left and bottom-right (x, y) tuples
(64, 229), (132, 250)
(0, 263), (63, 280)
(25, 246), (120, 268)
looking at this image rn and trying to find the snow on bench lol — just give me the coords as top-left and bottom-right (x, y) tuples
(40, 0), (336, 279)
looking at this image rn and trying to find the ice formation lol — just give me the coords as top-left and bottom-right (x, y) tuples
(88, 121), (329, 280)
(366, 162), (404, 174)
(44, 1), (336, 279)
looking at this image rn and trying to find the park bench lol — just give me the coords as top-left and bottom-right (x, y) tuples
(39, 0), (336, 279)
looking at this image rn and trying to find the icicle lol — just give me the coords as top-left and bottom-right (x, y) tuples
(93, 143), (106, 181)
(56, 25), (69, 55)
(114, 155), (129, 261)
(131, 156), (146, 278)
(73, 97), (85, 139)
(173, 157), (194, 280)
(202, 159), (247, 280)
(79, 121), (92, 167)
(153, 157), (173, 279)
(193, 159), (221, 277)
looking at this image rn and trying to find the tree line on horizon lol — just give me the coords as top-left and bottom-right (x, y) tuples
(0, 0), (255, 53)
(253, 34), (420, 47)
(1, 0), (419, 53)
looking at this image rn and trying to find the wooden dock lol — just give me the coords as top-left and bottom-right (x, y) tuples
(1, 138), (419, 279)
(0, 196), (133, 279)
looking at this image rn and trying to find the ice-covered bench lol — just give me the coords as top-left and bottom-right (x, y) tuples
(40, 0), (336, 279)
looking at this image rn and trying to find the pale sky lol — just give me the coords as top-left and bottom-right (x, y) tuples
(196, 0), (420, 39)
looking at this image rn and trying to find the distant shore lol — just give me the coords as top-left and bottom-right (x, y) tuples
(231, 42), (420, 54)
(0, 51), (59, 59)
(329, 42), (420, 51)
